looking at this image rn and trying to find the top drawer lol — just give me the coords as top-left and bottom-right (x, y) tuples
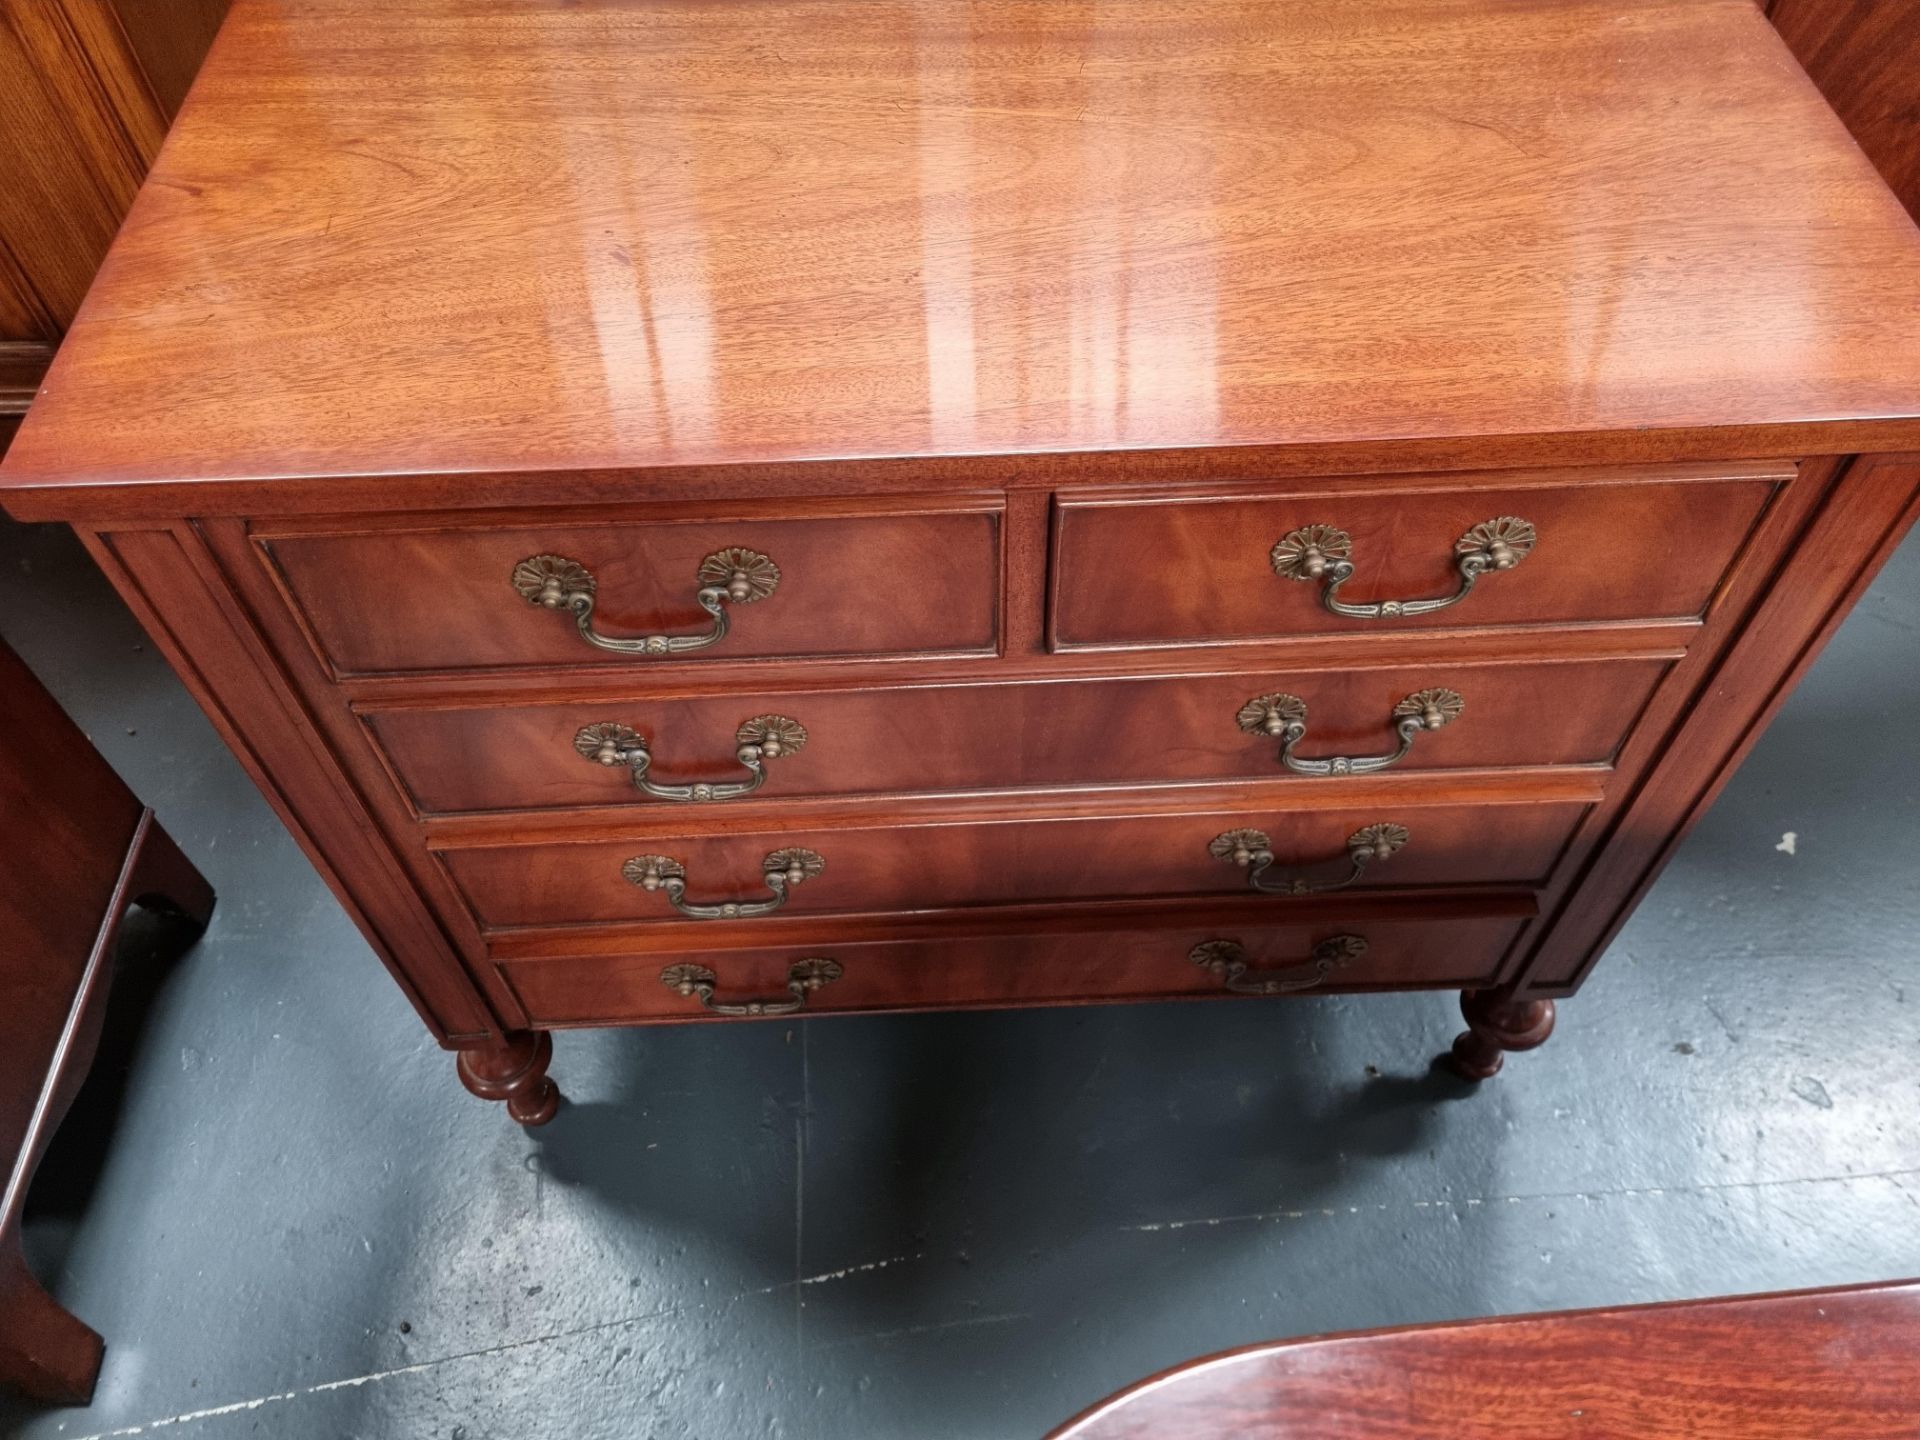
(1050, 467), (1782, 650)
(255, 498), (1003, 677)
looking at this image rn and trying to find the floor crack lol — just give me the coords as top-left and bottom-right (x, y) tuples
(1118, 1164), (1920, 1234)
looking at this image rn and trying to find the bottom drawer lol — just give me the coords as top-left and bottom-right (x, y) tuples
(496, 909), (1529, 1026)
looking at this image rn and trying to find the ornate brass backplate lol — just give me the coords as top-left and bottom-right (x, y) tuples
(1270, 515), (1535, 619)
(572, 714), (807, 802)
(1188, 935), (1368, 995)
(511, 547), (779, 656)
(1236, 689), (1463, 776)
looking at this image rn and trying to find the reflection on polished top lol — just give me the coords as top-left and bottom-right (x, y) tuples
(6, 0), (1920, 503)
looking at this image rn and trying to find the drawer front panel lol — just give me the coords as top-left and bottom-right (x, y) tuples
(442, 799), (1584, 932)
(259, 502), (1002, 675)
(499, 913), (1529, 1025)
(1051, 472), (1778, 648)
(370, 656), (1666, 816)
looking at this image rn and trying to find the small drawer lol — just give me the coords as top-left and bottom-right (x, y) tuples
(1050, 466), (1782, 649)
(366, 654), (1667, 816)
(254, 497), (1002, 676)
(438, 796), (1584, 933)
(496, 910), (1530, 1025)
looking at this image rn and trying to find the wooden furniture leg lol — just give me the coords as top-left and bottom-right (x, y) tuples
(456, 1031), (561, 1127)
(0, 1243), (103, 1406)
(1448, 986), (1556, 1080)
(0, 810), (214, 1405)
(125, 816), (216, 934)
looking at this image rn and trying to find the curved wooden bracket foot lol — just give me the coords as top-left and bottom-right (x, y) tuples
(1449, 988), (1556, 1081)
(0, 1246), (104, 1405)
(126, 813), (216, 934)
(456, 1030), (561, 1127)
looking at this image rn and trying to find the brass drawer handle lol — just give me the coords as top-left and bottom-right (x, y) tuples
(511, 547), (779, 656)
(659, 957), (843, 1016)
(1271, 517), (1535, 619)
(1238, 687), (1463, 776)
(575, 715), (806, 802)
(622, 848), (824, 919)
(1210, 823), (1408, 895)
(1190, 935), (1367, 995)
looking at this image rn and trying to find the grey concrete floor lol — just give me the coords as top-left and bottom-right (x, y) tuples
(0, 513), (1916, 1440)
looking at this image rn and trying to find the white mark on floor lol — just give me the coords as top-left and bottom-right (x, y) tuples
(1776, 831), (1797, 855)
(797, 1252), (923, 1286)
(816, 1312), (1031, 1350)
(67, 1357), (449, 1437)
(1790, 1076), (1835, 1110)
(795, 1022), (809, 1358)
(67, 1246), (943, 1439)
(1117, 1164), (1920, 1234)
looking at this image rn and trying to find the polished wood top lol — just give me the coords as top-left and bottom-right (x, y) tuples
(1048, 1280), (1920, 1439)
(8, 0), (1920, 516)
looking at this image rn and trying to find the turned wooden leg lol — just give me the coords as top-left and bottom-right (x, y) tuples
(456, 1030), (561, 1127)
(0, 1242), (104, 1405)
(1449, 987), (1557, 1080)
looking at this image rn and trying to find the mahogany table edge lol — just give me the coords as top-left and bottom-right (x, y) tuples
(1045, 1278), (1920, 1439)
(0, 810), (214, 1405)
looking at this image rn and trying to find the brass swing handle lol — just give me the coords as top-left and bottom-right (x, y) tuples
(1210, 823), (1409, 896)
(1189, 935), (1367, 996)
(622, 848), (823, 920)
(511, 547), (779, 656)
(1270, 517), (1535, 620)
(1237, 687), (1464, 777)
(575, 715), (806, 803)
(659, 957), (843, 1016)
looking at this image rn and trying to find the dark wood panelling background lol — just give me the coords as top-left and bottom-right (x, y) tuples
(0, 0), (229, 448)
(1770, 0), (1920, 220)
(102, 0), (230, 119)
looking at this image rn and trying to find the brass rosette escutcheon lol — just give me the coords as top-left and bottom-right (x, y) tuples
(1268, 524), (1354, 583)
(734, 713), (808, 761)
(1236, 692), (1309, 739)
(1208, 828), (1274, 867)
(762, 847), (826, 888)
(1391, 687), (1464, 731)
(1455, 516), (1537, 572)
(696, 547), (781, 605)
(575, 721), (646, 767)
(1347, 821), (1411, 860)
(622, 854), (687, 891)
(511, 554), (595, 610)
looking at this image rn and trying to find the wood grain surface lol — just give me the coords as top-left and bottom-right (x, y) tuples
(436, 798), (1585, 933)
(258, 499), (1003, 675)
(1772, 0), (1920, 219)
(497, 908), (1530, 1026)
(364, 652), (1664, 816)
(1048, 1279), (1920, 1439)
(1051, 468), (1779, 647)
(6, 0), (1920, 515)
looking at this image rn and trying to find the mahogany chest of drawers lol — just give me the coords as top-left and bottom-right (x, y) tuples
(5, 0), (1920, 1126)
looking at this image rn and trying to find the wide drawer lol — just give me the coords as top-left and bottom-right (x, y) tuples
(1050, 467), (1782, 649)
(255, 497), (1002, 675)
(439, 796), (1585, 933)
(496, 910), (1530, 1025)
(368, 654), (1667, 816)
